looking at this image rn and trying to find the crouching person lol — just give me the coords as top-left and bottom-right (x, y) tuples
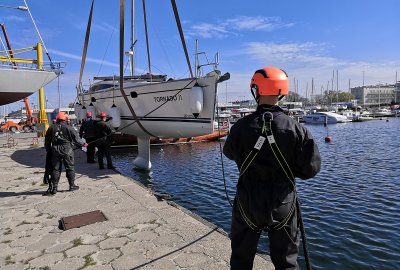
(43, 112), (87, 195)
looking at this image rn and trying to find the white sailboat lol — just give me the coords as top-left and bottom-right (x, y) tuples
(76, 0), (229, 170)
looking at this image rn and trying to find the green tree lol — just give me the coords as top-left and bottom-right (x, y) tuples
(324, 91), (355, 103)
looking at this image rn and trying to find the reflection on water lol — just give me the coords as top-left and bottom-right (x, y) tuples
(112, 118), (400, 270)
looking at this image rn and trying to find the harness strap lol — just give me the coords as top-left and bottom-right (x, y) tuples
(238, 111), (297, 231)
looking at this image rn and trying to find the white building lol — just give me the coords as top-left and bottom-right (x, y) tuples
(351, 83), (398, 106)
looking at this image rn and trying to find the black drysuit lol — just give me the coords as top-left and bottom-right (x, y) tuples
(79, 118), (96, 163)
(45, 121), (84, 192)
(223, 104), (321, 270)
(94, 120), (114, 169)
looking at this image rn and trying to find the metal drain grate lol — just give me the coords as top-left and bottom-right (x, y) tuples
(59, 210), (107, 230)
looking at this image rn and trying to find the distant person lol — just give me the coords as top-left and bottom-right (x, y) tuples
(223, 66), (321, 270)
(79, 112), (97, 163)
(95, 112), (114, 169)
(43, 112), (87, 195)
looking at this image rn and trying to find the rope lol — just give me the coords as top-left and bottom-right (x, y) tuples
(78, 0), (95, 97)
(170, 0), (193, 78)
(142, 0), (152, 78)
(23, 0), (53, 65)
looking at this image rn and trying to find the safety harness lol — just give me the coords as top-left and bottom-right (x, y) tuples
(237, 111), (297, 232)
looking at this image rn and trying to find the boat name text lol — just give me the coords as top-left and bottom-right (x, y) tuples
(154, 95), (183, 103)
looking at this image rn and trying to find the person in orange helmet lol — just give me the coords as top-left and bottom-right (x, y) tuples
(79, 111), (97, 163)
(223, 67), (321, 270)
(44, 112), (87, 195)
(94, 112), (114, 169)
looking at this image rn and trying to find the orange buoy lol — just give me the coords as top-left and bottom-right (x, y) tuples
(325, 136), (333, 142)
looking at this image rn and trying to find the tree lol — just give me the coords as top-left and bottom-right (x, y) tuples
(323, 90), (355, 104)
(285, 91), (308, 103)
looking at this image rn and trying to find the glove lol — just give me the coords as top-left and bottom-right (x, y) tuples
(83, 143), (89, 148)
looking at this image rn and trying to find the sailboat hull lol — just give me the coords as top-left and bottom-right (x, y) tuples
(79, 75), (219, 138)
(0, 68), (58, 106)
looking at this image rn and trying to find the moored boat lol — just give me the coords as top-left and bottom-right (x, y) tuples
(303, 111), (350, 124)
(75, 1), (229, 170)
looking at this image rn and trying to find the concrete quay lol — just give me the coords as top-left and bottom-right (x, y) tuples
(0, 142), (274, 270)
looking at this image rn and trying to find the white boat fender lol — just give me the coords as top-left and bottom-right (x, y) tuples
(108, 104), (121, 130)
(190, 84), (203, 118)
(74, 102), (82, 121)
(87, 103), (96, 119)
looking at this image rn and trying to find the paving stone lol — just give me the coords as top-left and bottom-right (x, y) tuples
(46, 242), (74, 253)
(28, 252), (64, 268)
(92, 249), (121, 264)
(25, 233), (59, 251)
(13, 250), (42, 264)
(173, 252), (211, 268)
(85, 265), (113, 270)
(120, 241), (156, 256)
(107, 228), (132, 237)
(65, 244), (98, 258)
(0, 263), (29, 270)
(128, 230), (158, 241)
(151, 233), (184, 247)
(52, 257), (86, 270)
(111, 254), (147, 270)
(81, 233), (106, 244)
(139, 259), (178, 270)
(98, 237), (129, 249)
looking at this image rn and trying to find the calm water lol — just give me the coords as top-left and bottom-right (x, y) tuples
(112, 117), (400, 270)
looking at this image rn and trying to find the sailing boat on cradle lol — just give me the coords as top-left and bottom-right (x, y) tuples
(75, 0), (230, 170)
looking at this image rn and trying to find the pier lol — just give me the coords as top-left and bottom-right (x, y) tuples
(0, 140), (273, 269)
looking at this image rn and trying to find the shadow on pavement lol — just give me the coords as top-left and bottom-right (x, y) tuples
(10, 147), (118, 181)
(0, 190), (44, 198)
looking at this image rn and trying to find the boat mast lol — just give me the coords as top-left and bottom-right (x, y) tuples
(130, 0), (135, 76)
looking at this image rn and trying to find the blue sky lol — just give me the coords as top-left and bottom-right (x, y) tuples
(1, 0), (399, 110)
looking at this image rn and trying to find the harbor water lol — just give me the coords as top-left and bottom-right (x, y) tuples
(112, 118), (400, 270)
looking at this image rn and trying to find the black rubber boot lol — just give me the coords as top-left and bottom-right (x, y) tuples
(43, 174), (49, 185)
(50, 177), (58, 195)
(69, 185), (80, 191)
(42, 182), (53, 196)
(68, 178), (80, 191)
(51, 184), (58, 195)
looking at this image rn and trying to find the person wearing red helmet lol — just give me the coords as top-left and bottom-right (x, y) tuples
(223, 67), (321, 270)
(94, 112), (115, 169)
(79, 111), (97, 163)
(44, 112), (88, 195)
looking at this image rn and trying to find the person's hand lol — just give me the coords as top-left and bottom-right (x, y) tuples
(83, 143), (89, 148)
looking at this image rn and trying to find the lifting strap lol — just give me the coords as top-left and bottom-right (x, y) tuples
(237, 111), (297, 232)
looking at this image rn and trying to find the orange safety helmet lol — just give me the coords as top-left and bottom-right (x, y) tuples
(99, 112), (107, 117)
(56, 112), (68, 121)
(250, 67), (289, 97)
(86, 112), (92, 117)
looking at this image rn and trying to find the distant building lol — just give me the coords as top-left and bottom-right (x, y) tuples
(351, 83), (398, 106)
